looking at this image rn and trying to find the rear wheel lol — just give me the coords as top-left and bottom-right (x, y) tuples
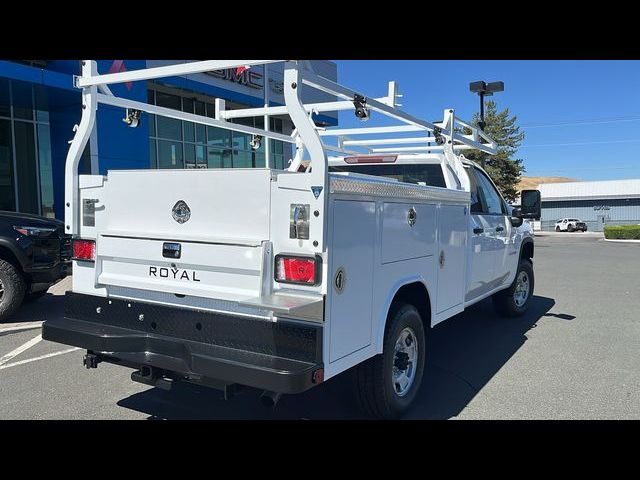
(0, 259), (26, 322)
(555, 226), (560, 232)
(353, 303), (426, 419)
(493, 260), (534, 317)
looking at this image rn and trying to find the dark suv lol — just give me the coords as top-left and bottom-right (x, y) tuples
(0, 211), (71, 321)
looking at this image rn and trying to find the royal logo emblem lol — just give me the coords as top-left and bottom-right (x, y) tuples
(172, 200), (191, 224)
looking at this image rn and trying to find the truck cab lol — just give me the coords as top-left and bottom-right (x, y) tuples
(43, 60), (540, 418)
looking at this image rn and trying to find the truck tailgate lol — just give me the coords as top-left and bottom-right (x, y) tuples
(95, 169), (272, 302)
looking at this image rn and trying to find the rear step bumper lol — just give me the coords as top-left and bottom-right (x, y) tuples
(42, 292), (324, 394)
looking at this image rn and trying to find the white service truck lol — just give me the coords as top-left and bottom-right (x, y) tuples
(43, 60), (541, 418)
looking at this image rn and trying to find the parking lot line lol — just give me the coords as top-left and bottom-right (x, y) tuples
(0, 334), (43, 366)
(0, 347), (80, 371)
(0, 322), (44, 335)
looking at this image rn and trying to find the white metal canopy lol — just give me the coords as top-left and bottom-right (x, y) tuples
(64, 59), (497, 235)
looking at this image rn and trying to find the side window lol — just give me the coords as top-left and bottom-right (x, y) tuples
(466, 167), (483, 213)
(474, 168), (505, 215)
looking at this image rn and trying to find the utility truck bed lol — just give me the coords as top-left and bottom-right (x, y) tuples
(43, 60), (540, 418)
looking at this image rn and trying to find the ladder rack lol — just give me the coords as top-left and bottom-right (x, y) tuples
(64, 60), (497, 235)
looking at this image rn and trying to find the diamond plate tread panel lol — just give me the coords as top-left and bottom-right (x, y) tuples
(330, 175), (470, 203)
(65, 292), (321, 363)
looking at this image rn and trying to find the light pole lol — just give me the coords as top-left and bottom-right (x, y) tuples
(469, 80), (504, 168)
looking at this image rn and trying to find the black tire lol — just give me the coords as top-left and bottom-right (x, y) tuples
(555, 226), (560, 232)
(567, 224), (574, 232)
(352, 303), (426, 419)
(492, 260), (534, 317)
(23, 289), (48, 304)
(0, 259), (26, 322)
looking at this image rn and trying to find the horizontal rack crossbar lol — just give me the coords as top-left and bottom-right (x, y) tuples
(96, 93), (295, 144)
(77, 60), (283, 88)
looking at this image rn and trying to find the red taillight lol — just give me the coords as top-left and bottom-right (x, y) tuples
(344, 155), (397, 164)
(275, 255), (320, 285)
(312, 368), (324, 384)
(72, 239), (96, 261)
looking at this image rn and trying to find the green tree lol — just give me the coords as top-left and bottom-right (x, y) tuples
(463, 100), (525, 202)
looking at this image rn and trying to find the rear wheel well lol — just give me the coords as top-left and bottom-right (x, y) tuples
(390, 282), (431, 332)
(521, 240), (534, 262)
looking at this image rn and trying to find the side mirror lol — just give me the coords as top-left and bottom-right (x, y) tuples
(519, 190), (541, 219)
(510, 207), (524, 227)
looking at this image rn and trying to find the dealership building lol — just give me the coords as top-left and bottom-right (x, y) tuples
(539, 179), (640, 231)
(0, 60), (337, 220)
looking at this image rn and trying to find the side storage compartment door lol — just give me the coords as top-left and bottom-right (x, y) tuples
(329, 200), (376, 362)
(436, 204), (468, 317)
(381, 202), (436, 264)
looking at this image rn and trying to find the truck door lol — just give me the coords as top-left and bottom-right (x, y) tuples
(466, 166), (510, 301)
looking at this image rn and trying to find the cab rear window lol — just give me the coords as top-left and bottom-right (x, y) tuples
(329, 164), (447, 188)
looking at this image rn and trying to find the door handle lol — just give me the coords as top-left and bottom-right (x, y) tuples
(495, 226), (504, 232)
(473, 227), (484, 234)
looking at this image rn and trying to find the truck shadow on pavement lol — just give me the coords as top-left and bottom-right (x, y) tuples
(117, 294), (559, 420)
(1, 276), (71, 327)
(3, 293), (63, 325)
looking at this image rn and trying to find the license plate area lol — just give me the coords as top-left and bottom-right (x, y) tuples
(162, 242), (181, 259)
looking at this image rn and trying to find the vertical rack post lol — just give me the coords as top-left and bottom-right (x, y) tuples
(65, 60), (98, 235)
(283, 61), (328, 251)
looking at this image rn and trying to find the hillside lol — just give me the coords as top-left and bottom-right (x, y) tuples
(517, 176), (577, 192)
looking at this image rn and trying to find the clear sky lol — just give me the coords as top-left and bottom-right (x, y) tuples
(334, 60), (640, 181)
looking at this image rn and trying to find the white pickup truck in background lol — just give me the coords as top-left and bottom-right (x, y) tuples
(555, 218), (588, 232)
(43, 60), (541, 418)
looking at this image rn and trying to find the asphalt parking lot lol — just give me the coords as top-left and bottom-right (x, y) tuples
(1, 232), (638, 419)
